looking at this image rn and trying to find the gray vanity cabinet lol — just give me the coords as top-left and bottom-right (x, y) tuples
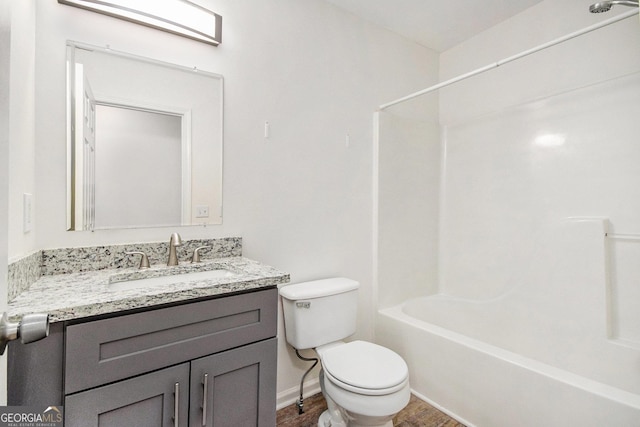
(8, 288), (278, 427)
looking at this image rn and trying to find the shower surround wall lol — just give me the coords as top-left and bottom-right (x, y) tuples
(376, 111), (441, 308)
(376, 0), (640, 425)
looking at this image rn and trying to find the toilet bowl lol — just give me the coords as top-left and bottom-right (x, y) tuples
(279, 278), (411, 427)
(316, 340), (410, 427)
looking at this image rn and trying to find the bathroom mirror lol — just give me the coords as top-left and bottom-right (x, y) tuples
(66, 41), (223, 230)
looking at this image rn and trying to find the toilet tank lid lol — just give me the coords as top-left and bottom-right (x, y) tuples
(279, 277), (359, 300)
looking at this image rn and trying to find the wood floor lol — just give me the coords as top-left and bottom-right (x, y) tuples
(276, 393), (466, 427)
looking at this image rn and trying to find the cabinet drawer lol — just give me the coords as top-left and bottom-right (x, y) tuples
(65, 288), (277, 394)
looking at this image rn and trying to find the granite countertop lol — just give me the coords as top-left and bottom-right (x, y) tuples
(7, 257), (289, 323)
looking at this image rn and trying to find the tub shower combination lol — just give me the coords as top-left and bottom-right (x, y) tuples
(374, 6), (640, 427)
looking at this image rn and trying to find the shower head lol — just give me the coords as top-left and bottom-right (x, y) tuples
(589, 0), (639, 13)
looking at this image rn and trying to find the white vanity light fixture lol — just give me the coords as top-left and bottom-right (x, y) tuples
(58, 0), (222, 46)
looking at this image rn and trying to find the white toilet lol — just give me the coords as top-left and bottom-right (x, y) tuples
(280, 278), (410, 427)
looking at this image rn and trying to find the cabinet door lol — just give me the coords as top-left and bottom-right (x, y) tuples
(189, 338), (277, 427)
(65, 363), (190, 427)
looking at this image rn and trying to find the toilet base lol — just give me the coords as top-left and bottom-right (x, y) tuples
(318, 371), (399, 427)
(317, 409), (394, 427)
(318, 410), (341, 427)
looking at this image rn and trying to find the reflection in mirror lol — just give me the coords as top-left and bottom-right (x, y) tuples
(66, 41), (223, 231)
(95, 106), (183, 228)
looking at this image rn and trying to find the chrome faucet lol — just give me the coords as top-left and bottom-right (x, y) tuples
(167, 232), (182, 266)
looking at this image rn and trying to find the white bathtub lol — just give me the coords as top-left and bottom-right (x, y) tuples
(375, 219), (640, 426)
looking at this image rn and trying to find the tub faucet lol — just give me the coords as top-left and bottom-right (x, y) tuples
(167, 232), (182, 266)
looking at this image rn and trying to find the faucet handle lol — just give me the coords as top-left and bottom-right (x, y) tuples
(191, 246), (211, 263)
(125, 251), (150, 269)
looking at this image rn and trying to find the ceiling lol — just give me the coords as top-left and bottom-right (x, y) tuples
(324, 0), (544, 52)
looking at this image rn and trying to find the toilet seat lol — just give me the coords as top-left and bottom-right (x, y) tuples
(320, 341), (408, 396)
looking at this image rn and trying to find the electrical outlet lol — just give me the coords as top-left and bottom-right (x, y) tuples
(196, 205), (210, 218)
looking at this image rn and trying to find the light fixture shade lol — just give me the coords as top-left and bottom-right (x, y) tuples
(58, 0), (222, 46)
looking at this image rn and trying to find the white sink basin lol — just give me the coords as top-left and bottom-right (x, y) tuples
(108, 269), (237, 291)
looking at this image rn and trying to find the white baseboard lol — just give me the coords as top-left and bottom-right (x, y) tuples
(409, 389), (476, 427)
(276, 377), (322, 410)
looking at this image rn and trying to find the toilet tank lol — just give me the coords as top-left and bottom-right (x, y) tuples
(279, 278), (359, 350)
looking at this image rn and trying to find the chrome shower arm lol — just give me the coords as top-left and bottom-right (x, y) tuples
(590, 0), (639, 13)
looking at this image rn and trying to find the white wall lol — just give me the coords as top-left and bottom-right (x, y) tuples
(15, 0), (439, 403)
(7, 0), (36, 260)
(0, 0), (13, 406)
